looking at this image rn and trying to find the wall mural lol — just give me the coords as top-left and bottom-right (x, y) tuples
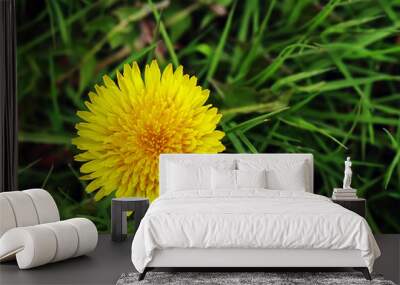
(16, 0), (399, 233)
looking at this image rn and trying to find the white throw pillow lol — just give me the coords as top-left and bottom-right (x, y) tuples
(236, 169), (267, 189)
(237, 159), (308, 191)
(266, 166), (307, 191)
(212, 168), (237, 190)
(167, 163), (211, 191)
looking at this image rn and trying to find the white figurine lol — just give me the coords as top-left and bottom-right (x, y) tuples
(342, 157), (352, 189)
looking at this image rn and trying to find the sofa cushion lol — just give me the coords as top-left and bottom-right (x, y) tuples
(0, 189), (60, 238)
(0, 218), (97, 269)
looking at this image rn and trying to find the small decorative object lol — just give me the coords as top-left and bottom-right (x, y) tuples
(342, 156), (353, 189)
(332, 157), (357, 200)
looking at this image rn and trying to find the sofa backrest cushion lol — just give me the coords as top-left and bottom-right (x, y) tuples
(0, 189), (60, 238)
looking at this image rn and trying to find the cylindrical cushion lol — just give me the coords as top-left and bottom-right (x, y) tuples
(42, 221), (79, 262)
(23, 189), (60, 224)
(0, 218), (98, 269)
(0, 226), (57, 269)
(65, 218), (98, 257)
(0, 192), (39, 227)
(0, 196), (17, 237)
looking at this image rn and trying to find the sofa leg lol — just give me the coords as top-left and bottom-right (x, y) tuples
(138, 268), (148, 281)
(354, 267), (371, 280)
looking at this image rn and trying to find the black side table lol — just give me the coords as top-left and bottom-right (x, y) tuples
(111, 197), (149, 242)
(331, 198), (366, 218)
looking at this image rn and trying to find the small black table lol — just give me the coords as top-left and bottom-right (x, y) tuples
(111, 197), (149, 242)
(331, 198), (366, 218)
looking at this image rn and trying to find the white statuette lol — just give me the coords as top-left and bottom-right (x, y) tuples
(342, 157), (353, 190)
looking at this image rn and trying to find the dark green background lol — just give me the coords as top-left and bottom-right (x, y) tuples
(16, 0), (400, 233)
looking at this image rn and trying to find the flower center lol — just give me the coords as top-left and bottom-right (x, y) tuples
(138, 124), (171, 158)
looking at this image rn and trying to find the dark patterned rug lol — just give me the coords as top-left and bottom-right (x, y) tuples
(116, 271), (396, 285)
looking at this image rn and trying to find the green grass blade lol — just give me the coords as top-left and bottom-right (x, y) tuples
(110, 44), (157, 79)
(222, 122), (246, 153)
(230, 0), (255, 74)
(225, 107), (289, 133)
(299, 75), (400, 93)
(206, 1), (236, 84)
(18, 159), (42, 174)
(149, 0), (179, 67)
(68, 163), (87, 189)
(234, 0), (276, 80)
(19, 2), (99, 54)
(322, 15), (383, 36)
(45, 0), (56, 45)
(281, 117), (347, 149)
(41, 164), (54, 189)
(19, 132), (71, 145)
(48, 56), (63, 131)
(378, 0), (398, 23)
(326, 52), (375, 145)
(383, 128), (399, 149)
(237, 131), (258, 153)
(249, 43), (315, 87)
(51, 0), (70, 46)
(304, 0), (340, 35)
(271, 68), (333, 91)
(221, 101), (287, 116)
(383, 128), (400, 189)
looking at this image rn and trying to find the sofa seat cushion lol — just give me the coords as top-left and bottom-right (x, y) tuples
(0, 218), (98, 269)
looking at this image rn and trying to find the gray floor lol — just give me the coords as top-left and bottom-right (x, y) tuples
(0, 234), (398, 285)
(0, 234), (134, 285)
(374, 234), (400, 284)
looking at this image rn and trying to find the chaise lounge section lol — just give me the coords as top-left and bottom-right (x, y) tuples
(0, 189), (98, 269)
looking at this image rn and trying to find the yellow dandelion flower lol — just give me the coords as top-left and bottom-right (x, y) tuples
(72, 60), (225, 201)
